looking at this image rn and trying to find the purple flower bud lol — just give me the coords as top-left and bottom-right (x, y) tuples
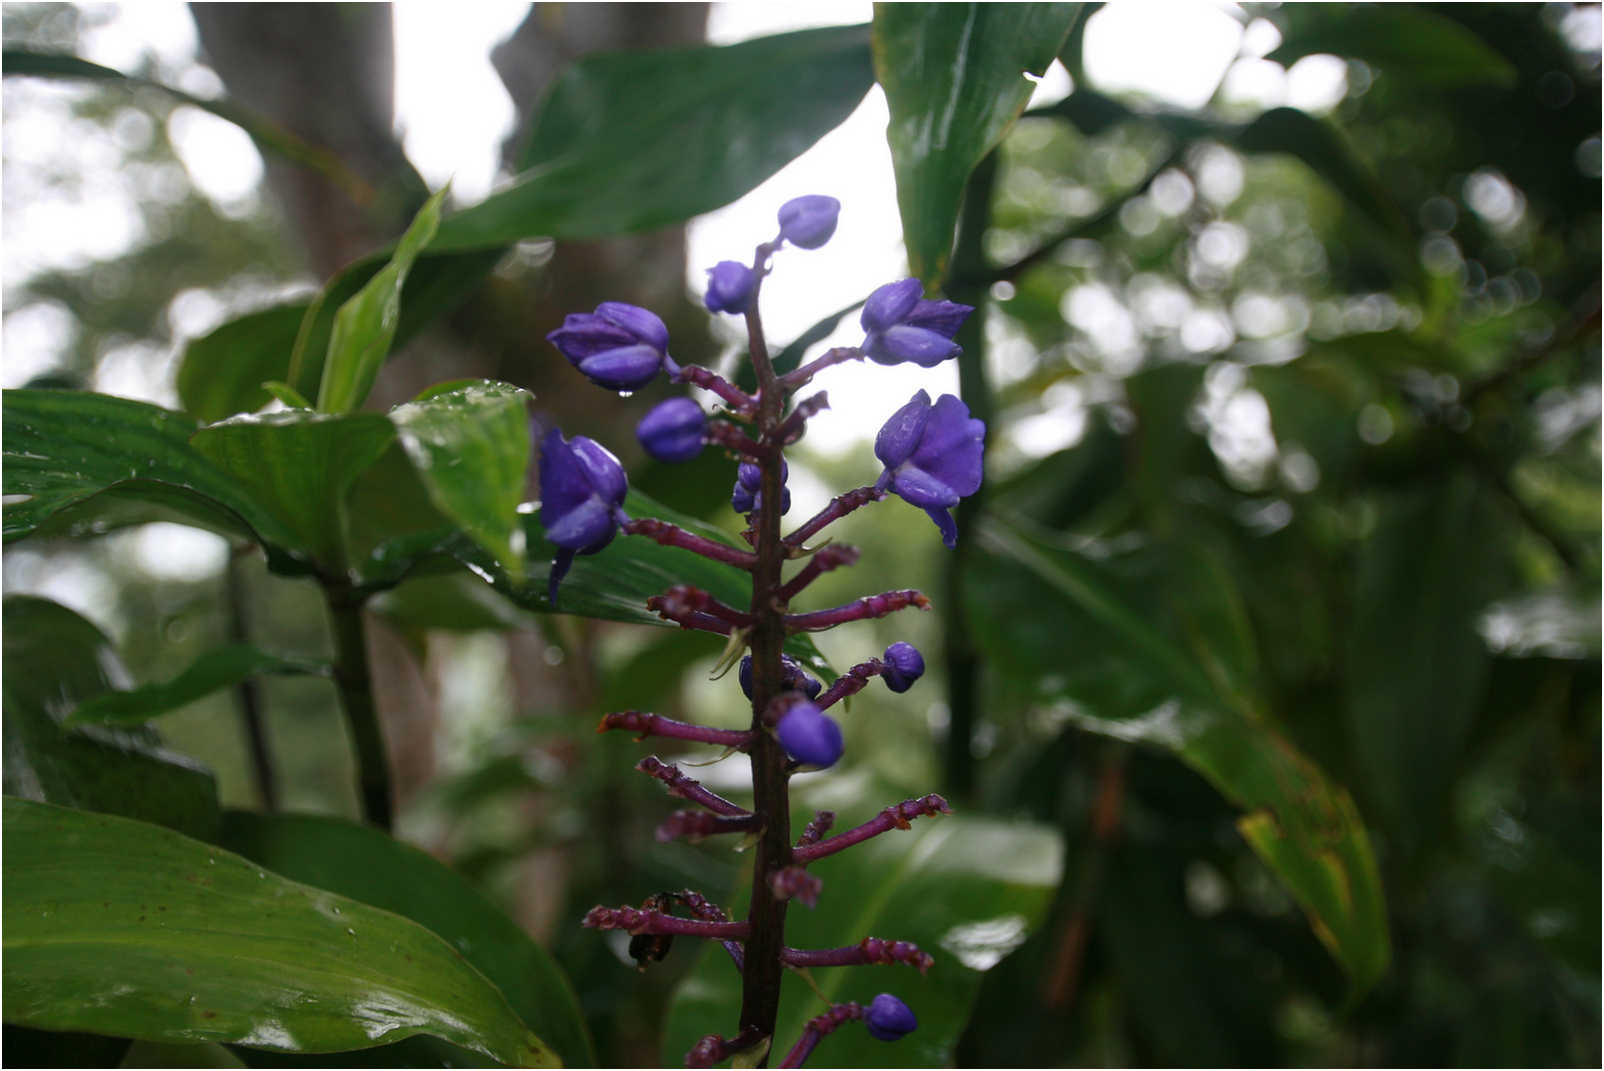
(775, 701), (844, 768)
(538, 428), (628, 605)
(731, 459), (790, 515)
(859, 279), (973, 367)
(637, 398), (706, 463)
(880, 642), (925, 693)
(739, 654), (823, 701)
(704, 261), (756, 314)
(777, 195), (841, 250)
(874, 391), (985, 548)
(864, 994), (917, 1042)
(546, 302), (670, 391)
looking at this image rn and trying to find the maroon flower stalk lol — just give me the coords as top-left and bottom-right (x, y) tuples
(544, 195), (980, 1066)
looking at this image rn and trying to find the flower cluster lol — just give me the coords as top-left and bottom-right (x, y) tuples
(536, 195), (982, 1066)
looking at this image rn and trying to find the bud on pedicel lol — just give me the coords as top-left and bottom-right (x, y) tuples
(860, 278), (974, 367)
(731, 459), (791, 515)
(874, 390), (986, 548)
(880, 642), (925, 694)
(547, 301), (671, 391)
(739, 653), (823, 701)
(637, 398), (707, 463)
(864, 993), (918, 1041)
(776, 701), (844, 768)
(538, 428), (628, 605)
(704, 260), (756, 314)
(777, 194), (841, 250)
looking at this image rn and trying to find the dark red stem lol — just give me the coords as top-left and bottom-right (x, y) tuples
(776, 391), (829, 444)
(672, 362), (758, 416)
(597, 711), (754, 748)
(793, 794), (951, 863)
(777, 544), (861, 602)
(647, 585), (755, 633)
(781, 936), (935, 973)
(779, 346), (865, 391)
(708, 419), (765, 457)
(813, 659), (884, 711)
(582, 904), (752, 940)
(784, 486), (883, 548)
(657, 810), (763, 842)
(777, 1003), (863, 1069)
(624, 517), (757, 570)
(796, 810), (836, 847)
(784, 589), (930, 633)
(636, 756), (750, 816)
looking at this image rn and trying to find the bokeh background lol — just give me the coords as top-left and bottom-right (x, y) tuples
(4, 3), (1599, 1066)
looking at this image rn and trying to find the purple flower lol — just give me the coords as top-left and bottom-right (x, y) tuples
(546, 301), (670, 391)
(637, 398), (706, 463)
(731, 460), (790, 516)
(864, 993), (917, 1041)
(704, 261), (755, 315)
(860, 278), (973, 367)
(775, 701), (844, 768)
(538, 428), (629, 606)
(874, 391), (985, 548)
(777, 195), (841, 250)
(880, 642), (925, 694)
(739, 653), (823, 701)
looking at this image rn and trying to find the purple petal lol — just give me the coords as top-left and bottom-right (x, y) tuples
(777, 194), (841, 250)
(547, 314), (635, 361)
(924, 506), (959, 549)
(860, 278), (922, 333)
(891, 465), (959, 509)
(569, 435), (627, 505)
(905, 299), (974, 340)
(865, 994), (917, 1041)
(866, 324), (963, 367)
(775, 703), (844, 767)
(637, 398), (706, 463)
(548, 547), (577, 607)
(543, 495), (615, 549)
(576, 345), (665, 390)
(881, 642), (925, 694)
(538, 429), (593, 517)
(596, 301), (669, 351)
(704, 261), (755, 314)
(874, 390), (933, 470)
(911, 395), (985, 498)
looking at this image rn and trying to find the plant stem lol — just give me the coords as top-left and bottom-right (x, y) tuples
(226, 547), (277, 811)
(323, 578), (392, 830)
(739, 240), (794, 1058)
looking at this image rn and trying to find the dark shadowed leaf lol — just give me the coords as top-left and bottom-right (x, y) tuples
(662, 811), (1062, 1067)
(874, 3), (1080, 282)
(65, 644), (329, 728)
(1268, 5), (1518, 88)
(975, 519), (1390, 994)
(177, 303), (309, 423)
(2, 799), (557, 1067)
(428, 26), (875, 251)
(2, 596), (219, 841)
(218, 810), (595, 1068)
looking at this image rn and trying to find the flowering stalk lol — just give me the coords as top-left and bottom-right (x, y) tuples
(540, 193), (983, 1066)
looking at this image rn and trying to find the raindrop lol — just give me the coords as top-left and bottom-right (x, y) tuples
(617, 390), (634, 400)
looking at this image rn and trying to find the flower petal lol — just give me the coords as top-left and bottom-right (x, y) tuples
(923, 505), (959, 549)
(596, 301), (669, 351)
(905, 298), (974, 340)
(890, 464), (960, 509)
(576, 344), (665, 390)
(861, 278), (922, 333)
(874, 389), (933, 470)
(867, 324), (962, 367)
(569, 436), (627, 505)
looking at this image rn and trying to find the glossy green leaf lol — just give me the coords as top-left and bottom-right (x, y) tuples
(662, 813), (1062, 1066)
(369, 570), (536, 635)
(465, 489), (828, 671)
(1268, 5), (1518, 88)
(2, 596), (220, 841)
(873, 3), (1079, 282)
(218, 810), (594, 1068)
(177, 304), (308, 423)
(2, 798), (556, 1066)
(390, 381), (531, 583)
(976, 519), (1390, 994)
(3, 389), (291, 553)
(190, 409), (397, 567)
(430, 26), (874, 251)
(65, 644), (328, 728)
(317, 186), (448, 414)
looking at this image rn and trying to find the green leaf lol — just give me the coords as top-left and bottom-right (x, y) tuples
(65, 644), (328, 729)
(2, 799), (557, 1067)
(430, 26), (875, 251)
(261, 382), (313, 410)
(3, 389), (293, 554)
(873, 3), (1080, 282)
(317, 186), (448, 414)
(465, 489), (828, 670)
(390, 381), (532, 583)
(2, 596), (220, 841)
(1267, 5), (1518, 89)
(976, 519), (1390, 994)
(662, 813), (1062, 1066)
(218, 810), (595, 1068)
(176, 304), (308, 423)
(190, 409), (397, 567)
